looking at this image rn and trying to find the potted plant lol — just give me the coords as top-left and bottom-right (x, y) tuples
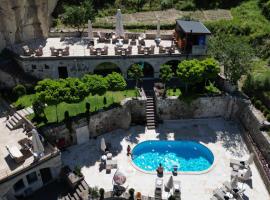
(99, 188), (105, 200)
(128, 188), (135, 200)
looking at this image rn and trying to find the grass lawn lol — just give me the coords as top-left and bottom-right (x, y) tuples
(13, 94), (36, 108)
(15, 90), (138, 126)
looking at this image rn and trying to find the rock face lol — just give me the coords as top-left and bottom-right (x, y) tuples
(0, 0), (58, 51)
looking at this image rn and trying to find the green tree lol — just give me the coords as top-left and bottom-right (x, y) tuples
(35, 79), (65, 122)
(63, 78), (88, 103)
(176, 59), (204, 93)
(13, 84), (26, 98)
(209, 35), (253, 86)
(128, 64), (143, 88)
(82, 74), (108, 95)
(106, 72), (127, 91)
(201, 58), (220, 83)
(160, 64), (173, 96)
(32, 99), (45, 117)
(61, 0), (95, 36)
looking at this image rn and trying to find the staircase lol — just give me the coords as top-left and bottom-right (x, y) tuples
(59, 180), (89, 200)
(6, 107), (33, 130)
(6, 112), (23, 130)
(145, 91), (156, 130)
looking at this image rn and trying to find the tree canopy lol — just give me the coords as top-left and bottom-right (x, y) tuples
(82, 74), (109, 96)
(128, 64), (144, 88)
(61, 0), (95, 35)
(106, 72), (127, 91)
(209, 34), (253, 85)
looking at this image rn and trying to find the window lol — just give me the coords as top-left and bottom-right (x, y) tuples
(26, 172), (38, 184)
(44, 64), (49, 69)
(13, 179), (25, 191)
(32, 65), (36, 70)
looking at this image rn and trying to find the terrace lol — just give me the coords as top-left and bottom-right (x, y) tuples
(62, 118), (269, 200)
(0, 115), (59, 182)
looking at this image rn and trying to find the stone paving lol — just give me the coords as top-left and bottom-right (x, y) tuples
(62, 118), (270, 200)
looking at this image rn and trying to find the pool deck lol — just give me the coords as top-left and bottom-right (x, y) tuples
(62, 118), (270, 200)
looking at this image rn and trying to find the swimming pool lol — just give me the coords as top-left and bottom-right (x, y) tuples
(132, 140), (214, 172)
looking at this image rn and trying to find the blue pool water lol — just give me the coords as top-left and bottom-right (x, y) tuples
(132, 140), (214, 172)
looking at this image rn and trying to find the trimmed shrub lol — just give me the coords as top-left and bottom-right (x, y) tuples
(128, 188), (135, 200)
(99, 188), (105, 200)
(13, 84), (26, 98)
(103, 97), (107, 105)
(176, 0), (196, 11)
(86, 102), (90, 112)
(254, 100), (263, 109)
(106, 72), (127, 91)
(267, 114), (270, 121)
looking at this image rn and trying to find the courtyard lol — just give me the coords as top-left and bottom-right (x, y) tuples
(62, 118), (270, 200)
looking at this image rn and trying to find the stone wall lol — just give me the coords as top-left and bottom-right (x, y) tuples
(156, 96), (229, 120)
(0, 0), (58, 51)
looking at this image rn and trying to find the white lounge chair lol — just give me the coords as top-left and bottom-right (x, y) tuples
(173, 180), (181, 200)
(230, 153), (254, 168)
(231, 166), (252, 181)
(155, 178), (163, 200)
(213, 188), (226, 200)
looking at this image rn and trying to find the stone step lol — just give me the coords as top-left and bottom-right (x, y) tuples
(8, 119), (16, 127)
(147, 117), (155, 120)
(14, 113), (22, 120)
(73, 193), (80, 200)
(6, 121), (14, 130)
(146, 105), (154, 108)
(147, 125), (156, 130)
(78, 184), (85, 192)
(64, 196), (71, 200)
(147, 122), (156, 126)
(81, 180), (89, 190)
(146, 107), (154, 111)
(11, 116), (19, 124)
(26, 107), (34, 114)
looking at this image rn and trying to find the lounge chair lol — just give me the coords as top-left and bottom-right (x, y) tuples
(155, 178), (163, 200)
(137, 45), (144, 54)
(231, 167), (252, 181)
(35, 45), (43, 56)
(50, 47), (58, 56)
(173, 181), (181, 200)
(22, 45), (33, 56)
(6, 145), (24, 163)
(213, 188), (226, 200)
(159, 46), (166, 53)
(149, 45), (155, 54)
(101, 46), (108, 55)
(90, 46), (97, 55)
(62, 46), (70, 56)
(230, 153), (254, 169)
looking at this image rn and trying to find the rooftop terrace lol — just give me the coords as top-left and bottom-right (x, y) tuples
(0, 111), (59, 183)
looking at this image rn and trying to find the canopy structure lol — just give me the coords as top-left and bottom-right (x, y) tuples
(31, 129), (44, 158)
(88, 20), (93, 40)
(101, 137), (106, 152)
(115, 9), (125, 38)
(113, 170), (126, 185)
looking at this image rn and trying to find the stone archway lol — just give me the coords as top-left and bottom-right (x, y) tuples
(94, 62), (122, 77)
(162, 60), (181, 76)
(127, 62), (154, 79)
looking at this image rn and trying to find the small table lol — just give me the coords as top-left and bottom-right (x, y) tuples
(107, 153), (112, 160)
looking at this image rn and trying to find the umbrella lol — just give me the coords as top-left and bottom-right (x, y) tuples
(101, 137), (106, 152)
(31, 129), (44, 158)
(113, 170), (126, 185)
(115, 9), (125, 38)
(88, 20), (93, 40)
(156, 17), (160, 39)
(165, 176), (174, 190)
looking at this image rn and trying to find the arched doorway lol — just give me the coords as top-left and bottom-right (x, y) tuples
(127, 62), (154, 79)
(94, 62), (122, 77)
(162, 60), (181, 76)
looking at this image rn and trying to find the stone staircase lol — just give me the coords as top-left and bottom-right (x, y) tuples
(6, 107), (34, 130)
(145, 91), (156, 130)
(59, 180), (89, 200)
(6, 112), (23, 130)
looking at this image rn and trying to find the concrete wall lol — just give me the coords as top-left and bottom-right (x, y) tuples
(0, 154), (61, 199)
(0, 0), (58, 52)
